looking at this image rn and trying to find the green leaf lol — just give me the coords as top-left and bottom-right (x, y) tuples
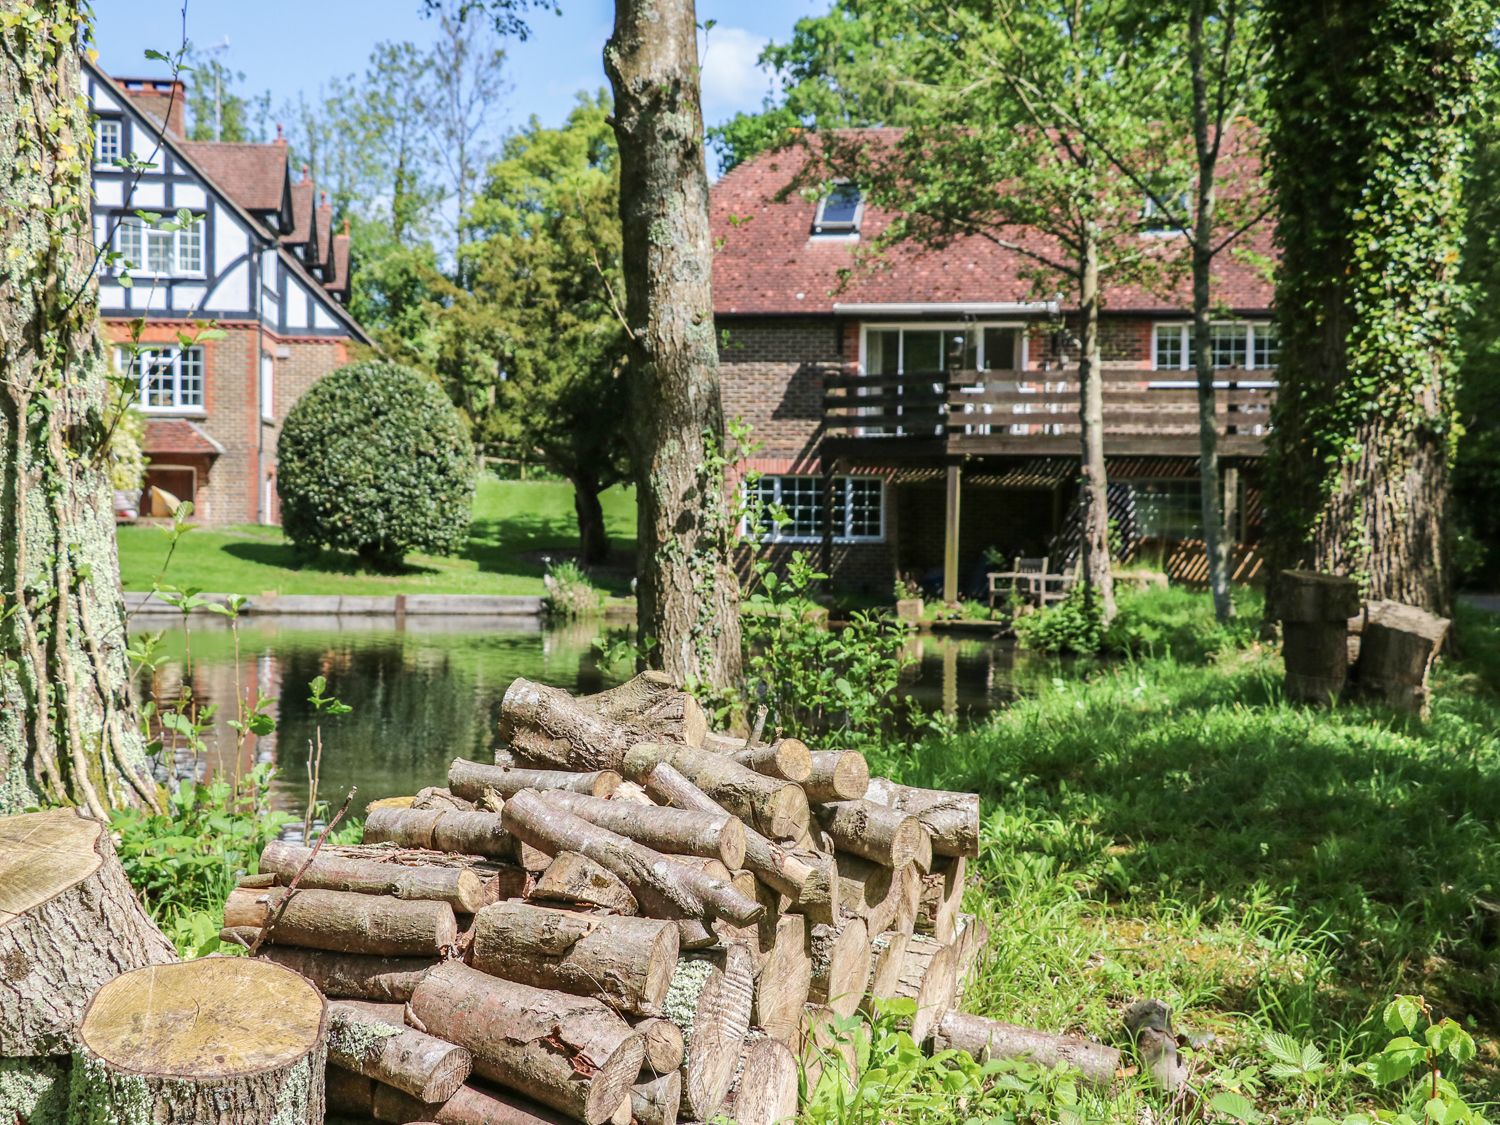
(1209, 1091), (1262, 1123)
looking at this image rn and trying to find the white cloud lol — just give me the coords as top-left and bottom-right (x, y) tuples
(698, 25), (780, 125)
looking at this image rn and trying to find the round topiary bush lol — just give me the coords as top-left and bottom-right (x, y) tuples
(278, 361), (475, 569)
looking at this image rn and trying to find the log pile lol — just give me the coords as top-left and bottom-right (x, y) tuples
(222, 671), (1027, 1124)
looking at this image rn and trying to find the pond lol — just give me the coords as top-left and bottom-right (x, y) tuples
(131, 614), (1024, 814)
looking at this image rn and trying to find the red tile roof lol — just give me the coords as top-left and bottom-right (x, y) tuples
(315, 196), (334, 275)
(329, 229), (351, 296)
(143, 419), (224, 457)
(283, 171), (316, 248)
(710, 131), (1276, 317)
(179, 140), (289, 214)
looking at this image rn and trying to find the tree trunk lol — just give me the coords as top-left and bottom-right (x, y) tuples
(1189, 0), (1235, 624)
(0, 2), (158, 817)
(71, 959), (327, 1124)
(1076, 231), (1117, 623)
(604, 0), (743, 691)
(0, 809), (177, 1056)
(572, 473), (610, 565)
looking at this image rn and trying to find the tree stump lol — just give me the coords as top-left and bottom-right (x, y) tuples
(1278, 570), (1361, 703)
(70, 957), (327, 1124)
(1354, 600), (1450, 715)
(0, 808), (177, 1056)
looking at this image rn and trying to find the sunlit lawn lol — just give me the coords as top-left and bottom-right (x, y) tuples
(116, 476), (637, 597)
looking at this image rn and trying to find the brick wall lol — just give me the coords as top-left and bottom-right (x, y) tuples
(717, 316), (851, 461)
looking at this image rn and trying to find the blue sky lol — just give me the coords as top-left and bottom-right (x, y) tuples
(90, 0), (821, 134)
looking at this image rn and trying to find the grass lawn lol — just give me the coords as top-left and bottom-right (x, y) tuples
(116, 476), (637, 596)
(871, 592), (1500, 1118)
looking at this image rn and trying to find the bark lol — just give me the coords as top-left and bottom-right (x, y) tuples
(722, 1036), (799, 1125)
(864, 777), (981, 858)
(327, 1000), (471, 1104)
(808, 915), (872, 1019)
(372, 1079), (580, 1125)
(933, 1011), (1121, 1087)
(623, 741), (809, 839)
(412, 787), (476, 812)
(249, 945), (439, 1003)
(0, 1), (158, 817)
(501, 788), (762, 925)
(257, 840), (488, 913)
(604, 0), (743, 691)
(531, 850), (640, 914)
(630, 1070), (681, 1125)
(0, 809), (177, 1056)
(222, 886), (458, 957)
(749, 913), (813, 1045)
(409, 961), (644, 1125)
(892, 933), (958, 1046)
(632, 1017), (685, 1075)
(802, 750), (870, 803)
(537, 788), (746, 868)
(498, 676), (703, 773)
(364, 807), (517, 860)
(668, 944), (754, 1121)
(572, 472), (611, 565)
(1076, 228), (1117, 623)
(717, 736), (813, 784)
(470, 901), (680, 1017)
(70, 959), (326, 1125)
(449, 758), (621, 802)
(813, 799), (926, 868)
(1354, 600), (1450, 715)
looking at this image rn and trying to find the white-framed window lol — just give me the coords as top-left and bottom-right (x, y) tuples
(114, 214), (206, 277)
(1142, 190), (1192, 235)
(95, 118), (122, 165)
(813, 183), (863, 236)
(747, 475), (885, 542)
(117, 346), (205, 411)
(1152, 322), (1277, 370)
(862, 323), (1025, 375)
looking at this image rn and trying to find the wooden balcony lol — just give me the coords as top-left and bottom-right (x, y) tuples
(822, 368), (1276, 460)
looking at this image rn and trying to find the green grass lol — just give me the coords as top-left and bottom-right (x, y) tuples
(117, 477), (637, 596)
(876, 589), (1500, 1118)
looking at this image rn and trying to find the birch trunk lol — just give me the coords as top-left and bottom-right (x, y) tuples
(1076, 228), (1117, 624)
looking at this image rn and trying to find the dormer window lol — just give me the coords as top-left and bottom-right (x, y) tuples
(1141, 190), (1191, 236)
(813, 183), (862, 236)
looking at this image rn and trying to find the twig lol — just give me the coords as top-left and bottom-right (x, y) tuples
(748, 704), (768, 746)
(248, 786), (357, 956)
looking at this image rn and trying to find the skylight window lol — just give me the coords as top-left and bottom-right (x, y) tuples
(1142, 190), (1192, 236)
(813, 183), (862, 235)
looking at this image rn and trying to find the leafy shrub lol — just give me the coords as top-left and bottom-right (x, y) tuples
(278, 360), (476, 569)
(1104, 584), (1260, 661)
(543, 558), (603, 619)
(1012, 584), (1106, 655)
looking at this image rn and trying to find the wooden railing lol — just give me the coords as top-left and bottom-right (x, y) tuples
(822, 368), (1276, 457)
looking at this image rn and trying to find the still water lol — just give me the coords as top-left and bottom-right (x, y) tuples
(131, 614), (1021, 812)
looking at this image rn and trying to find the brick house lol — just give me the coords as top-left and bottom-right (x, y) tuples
(86, 64), (370, 525)
(709, 136), (1277, 597)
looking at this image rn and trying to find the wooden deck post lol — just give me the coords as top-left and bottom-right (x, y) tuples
(943, 463), (962, 603)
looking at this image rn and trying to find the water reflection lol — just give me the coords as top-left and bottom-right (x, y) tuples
(131, 616), (1020, 812)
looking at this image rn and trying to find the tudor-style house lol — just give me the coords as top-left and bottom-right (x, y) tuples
(709, 134), (1277, 598)
(86, 64), (370, 525)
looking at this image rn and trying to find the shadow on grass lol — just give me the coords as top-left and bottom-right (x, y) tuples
(220, 540), (441, 578)
(465, 508), (638, 595)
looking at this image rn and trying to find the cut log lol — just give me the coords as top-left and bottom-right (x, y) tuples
(623, 742), (809, 840)
(866, 930), (911, 1003)
(579, 671), (708, 743)
(809, 915), (871, 1019)
(631, 1017), (685, 1075)
(449, 758), (621, 801)
(1355, 600), (1451, 715)
(932, 1011), (1121, 1087)
(891, 863), (924, 934)
(802, 750), (870, 803)
(799, 1004), (857, 1096)
(258, 840), (489, 913)
(1278, 571), (1361, 702)
(640, 762), (837, 922)
(411, 787), (475, 812)
(223, 886), (457, 957)
(498, 673), (704, 772)
(668, 944), (754, 1120)
(373, 1079), (577, 1124)
(723, 737), (813, 784)
(531, 851), (639, 914)
(408, 960), (645, 1124)
(250, 945), (438, 1002)
(630, 1070), (682, 1125)
(952, 912), (990, 1002)
(813, 799), (925, 868)
(364, 807), (443, 849)
(750, 913), (813, 1044)
(536, 789), (746, 868)
(71, 958), (326, 1124)
(722, 1037), (799, 1125)
(675, 918), (719, 949)
(0, 809), (177, 1056)
(326, 1066), (377, 1116)
(336, 999), (409, 1023)
(470, 901), (680, 1017)
(366, 807), (517, 860)
(917, 855), (966, 943)
(501, 789), (762, 925)
(328, 999), (471, 1103)
(835, 852), (899, 932)
(863, 778), (981, 858)
(892, 933), (958, 1045)
(1278, 569), (1363, 623)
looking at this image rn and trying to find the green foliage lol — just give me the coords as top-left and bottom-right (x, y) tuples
(183, 47), (271, 142)
(1012, 584), (1106, 655)
(542, 558), (603, 619)
(111, 767), (291, 957)
(104, 385), (145, 493)
(277, 361), (476, 570)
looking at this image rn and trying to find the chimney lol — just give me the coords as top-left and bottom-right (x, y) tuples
(118, 77), (186, 139)
(275, 122), (286, 145)
(300, 163), (310, 183)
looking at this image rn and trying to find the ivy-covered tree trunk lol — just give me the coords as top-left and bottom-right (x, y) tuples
(604, 0), (743, 690)
(1262, 0), (1491, 618)
(0, 2), (158, 816)
(1077, 228), (1117, 624)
